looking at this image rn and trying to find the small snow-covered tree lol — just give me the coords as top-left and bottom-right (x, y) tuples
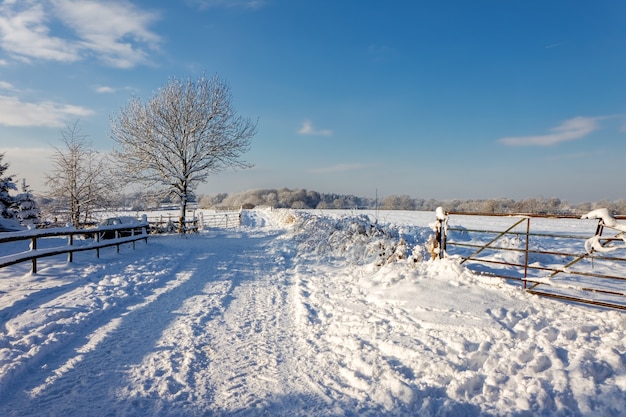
(46, 122), (116, 227)
(111, 74), (256, 233)
(14, 179), (41, 226)
(0, 153), (17, 219)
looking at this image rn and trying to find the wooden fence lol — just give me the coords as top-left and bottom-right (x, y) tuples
(0, 221), (149, 274)
(441, 211), (626, 310)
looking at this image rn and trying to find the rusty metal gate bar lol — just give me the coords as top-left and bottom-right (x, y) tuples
(459, 217), (528, 265)
(444, 211), (626, 310)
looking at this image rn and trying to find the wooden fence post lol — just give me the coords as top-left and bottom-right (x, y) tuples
(30, 236), (37, 274)
(198, 212), (204, 230)
(67, 233), (73, 263)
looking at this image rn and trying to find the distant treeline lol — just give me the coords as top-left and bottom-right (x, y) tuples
(199, 188), (371, 210)
(197, 188), (626, 215)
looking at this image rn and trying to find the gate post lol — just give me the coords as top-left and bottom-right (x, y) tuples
(435, 207), (448, 259)
(523, 218), (530, 289)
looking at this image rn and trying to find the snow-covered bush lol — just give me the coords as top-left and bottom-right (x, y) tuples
(290, 212), (431, 267)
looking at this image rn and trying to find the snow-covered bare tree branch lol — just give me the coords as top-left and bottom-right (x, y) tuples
(46, 122), (116, 227)
(110, 74), (256, 233)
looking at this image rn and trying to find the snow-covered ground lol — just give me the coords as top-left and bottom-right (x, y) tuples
(0, 208), (624, 416)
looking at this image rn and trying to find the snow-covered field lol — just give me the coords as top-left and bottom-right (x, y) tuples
(0, 208), (624, 416)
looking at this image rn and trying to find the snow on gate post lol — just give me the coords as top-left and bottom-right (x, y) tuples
(582, 208), (626, 253)
(428, 207), (448, 260)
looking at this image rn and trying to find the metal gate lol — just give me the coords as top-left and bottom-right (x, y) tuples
(441, 211), (626, 310)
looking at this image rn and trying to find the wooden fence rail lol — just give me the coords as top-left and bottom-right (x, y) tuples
(0, 221), (149, 274)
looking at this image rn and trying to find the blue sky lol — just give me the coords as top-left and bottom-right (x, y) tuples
(0, 0), (624, 203)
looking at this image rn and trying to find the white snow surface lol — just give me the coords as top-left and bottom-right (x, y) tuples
(0, 208), (624, 416)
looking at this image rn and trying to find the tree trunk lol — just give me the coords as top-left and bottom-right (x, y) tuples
(179, 193), (187, 234)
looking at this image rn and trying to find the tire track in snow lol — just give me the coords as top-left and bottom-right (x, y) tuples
(198, 232), (329, 415)
(0, 226), (334, 417)
(0, 235), (245, 416)
(0, 243), (178, 399)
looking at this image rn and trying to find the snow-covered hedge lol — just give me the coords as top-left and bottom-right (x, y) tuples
(288, 211), (434, 267)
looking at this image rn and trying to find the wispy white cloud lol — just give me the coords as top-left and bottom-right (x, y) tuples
(498, 116), (603, 146)
(0, 94), (94, 127)
(310, 163), (370, 174)
(297, 120), (332, 136)
(95, 85), (138, 94)
(0, 1), (79, 63)
(0, 0), (160, 68)
(545, 42), (563, 49)
(185, 0), (266, 10)
(95, 86), (116, 94)
(55, 0), (161, 68)
(0, 80), (16, 91)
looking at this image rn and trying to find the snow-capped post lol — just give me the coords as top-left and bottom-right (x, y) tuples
(428, 207), (448, 260)
(436, 207), (448, 259)
(581, 208), (626, 254)
(197, 211), (204, 231)
(141, 214), (148, 236)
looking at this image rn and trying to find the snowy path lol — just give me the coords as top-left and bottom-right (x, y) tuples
(0, 228), (309, 416)
(0, 209), (624, 416)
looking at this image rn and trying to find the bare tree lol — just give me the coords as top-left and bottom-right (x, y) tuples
(46, 122), (115, 227)
(110, 74), (256, 233)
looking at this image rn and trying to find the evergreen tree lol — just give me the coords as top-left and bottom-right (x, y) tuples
(14, 179), (41, 226)
(0, 153), (17, 219)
